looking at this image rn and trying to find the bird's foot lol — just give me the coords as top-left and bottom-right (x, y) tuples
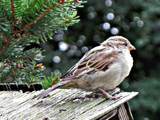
(98, 88), (121, 100)
(70, 88), (121, 102)
(71, 92), (100, 102)
(105, 88), (117, 92)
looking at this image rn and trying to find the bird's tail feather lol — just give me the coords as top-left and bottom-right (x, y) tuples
(33, 81), (69, 99)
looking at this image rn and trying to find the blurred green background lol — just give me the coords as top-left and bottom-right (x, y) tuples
(40, 0), (160, 119)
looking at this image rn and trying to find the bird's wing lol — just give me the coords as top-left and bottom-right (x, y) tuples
(61, 46), (121, 80)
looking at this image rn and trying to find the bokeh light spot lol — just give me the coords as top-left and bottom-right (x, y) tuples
(110, 27), (119, 35)
(88, 6), (95, 12)
(105, 0), (112, 7)
(71, 45), (77, 51)
(79, 35), (86, 41)
(77, 40), (84, 46)
(144, 118), (149, 120)
(93, 34), (100, 42)
(106, 13), (114, 20)
(137, 20), (144, 27)
(54, 34), (63, 41)
(88, 12), (96, 19)
(58, 42), (69, 51)
(81, 46), (89, 53)
(67, 50), (75, 57)
(102, 22), (110, 30)
(76, 50), (82, 57)
(134, 16), (140, 22)
(53, 56), (61, 63)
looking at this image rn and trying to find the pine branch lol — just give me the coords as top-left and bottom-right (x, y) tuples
(0, 0), (67, 55)
(0, 35), (19, 56)
(0, 0), (18, 56)
(0, 28), (8, 56)
(2, 61), (23, 82)
(23, 0), (78, 31)
(0, 0), (4, 6)
(1, 53), (37, 62)
(23, 4), (57, 30)
(0, 28), (8, 43)
(10, 0), (16, 32)
(0, 0), (81, 54)
(23, 0), (66, 31)
(0, 63), (10, 71)
(0, 0), (84, 83)
(24, 0), (48, 14)
(0, 30), (7, 42)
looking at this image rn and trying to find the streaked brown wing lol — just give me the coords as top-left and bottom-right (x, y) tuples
(60, 64), (77, 79)
(61, 46), (120, 80)
(60, 51), (92, 80)
(87, 59), (111, 72)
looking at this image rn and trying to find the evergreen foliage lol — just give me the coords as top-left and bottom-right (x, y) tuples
(0, 0), (85, 83)
(42, 72), (61, 89)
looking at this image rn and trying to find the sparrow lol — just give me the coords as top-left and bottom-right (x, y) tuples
(35, 36), (135, 99)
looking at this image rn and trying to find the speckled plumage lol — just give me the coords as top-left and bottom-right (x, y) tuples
(35, 36), (135, 99)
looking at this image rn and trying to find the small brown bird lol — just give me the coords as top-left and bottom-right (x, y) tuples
(35, 36), (135, 99)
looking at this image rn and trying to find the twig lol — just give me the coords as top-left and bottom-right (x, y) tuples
(1, 54), (37, 62)
(2, 61), (23, 82)
(23, 4), (57, 30)
(22, 0), (77, 30)
(0, 0), (17, 56)
(10, 0), (16, 32)
(24, 0), (48, 14)
(0, 28), (8, 56)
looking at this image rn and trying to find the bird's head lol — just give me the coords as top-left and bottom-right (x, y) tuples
(101, 36), (136, 51)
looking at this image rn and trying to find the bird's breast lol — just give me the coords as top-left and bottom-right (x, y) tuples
(75, 51), (133, 91)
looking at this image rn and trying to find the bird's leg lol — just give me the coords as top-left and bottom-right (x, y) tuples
(105, 88), (116, 92)
(99, 88), (120, 100)
(106, 87), (121, 97)
(85, 88), (120, 99)
(70, 88), (120, 102)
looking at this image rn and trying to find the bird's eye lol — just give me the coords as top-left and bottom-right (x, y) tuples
(124, 42), (128, 46)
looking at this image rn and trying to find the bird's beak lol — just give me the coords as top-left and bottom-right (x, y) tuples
(128, 44), (136, 51)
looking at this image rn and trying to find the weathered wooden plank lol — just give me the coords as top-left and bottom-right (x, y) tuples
(74, 92), (138, 120)
(0, 89), (138, 120)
